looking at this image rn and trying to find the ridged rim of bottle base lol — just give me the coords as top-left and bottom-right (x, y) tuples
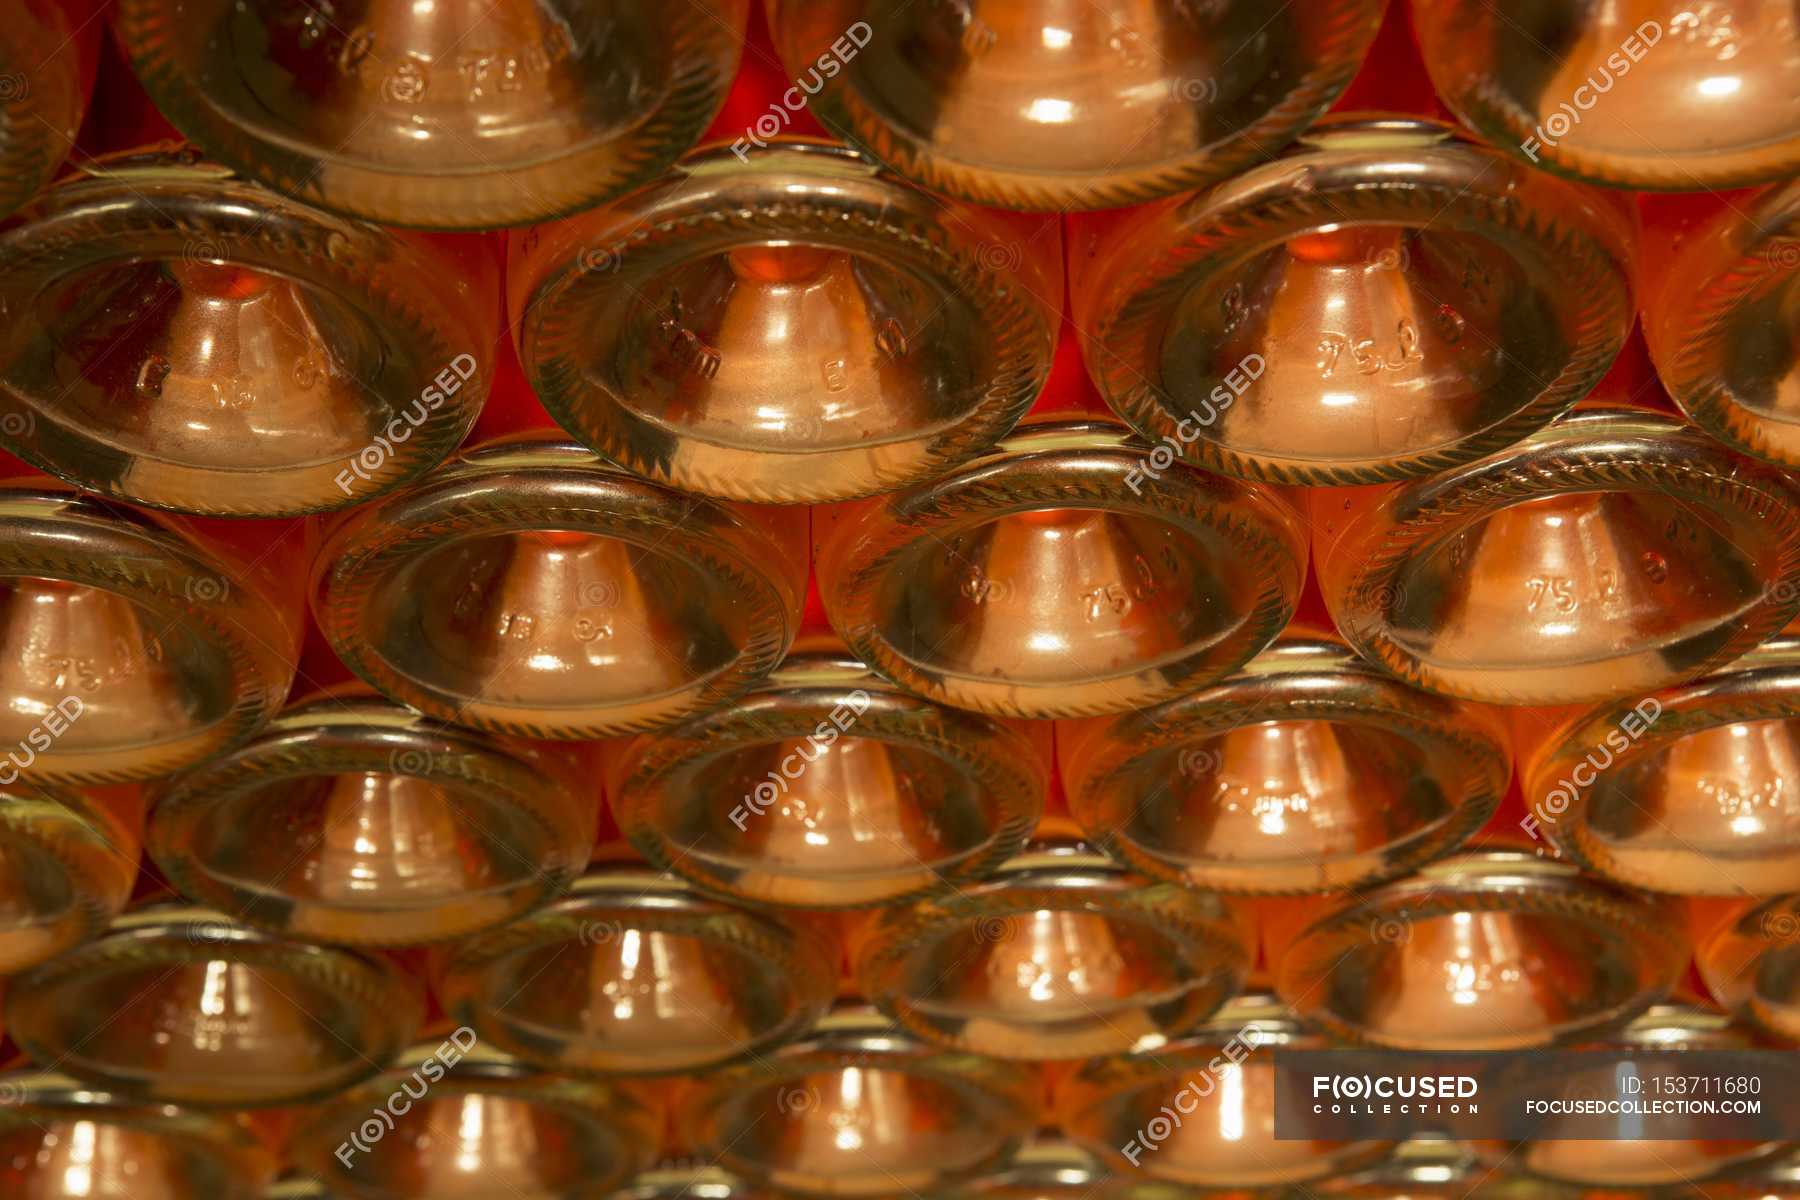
(147, 693), (594, 945)
(611, 646), (1046, 908)
(0, 1071), (270, 1199)
(1650, 182), (1800, 468)
(1274, 850), (1688, 1051)
(0, 149), (492, 516)
(852, 841), (1253, 1060)
(1083, 116), (1635, 486)
(519, 139), (1059, 505)
(438, 867), (838, 1076)
(771, 0), (1384, 211)
(5, 904), (425, 1108)
(676, 1005), (1038, 1198)
(820, 419), (1305, 720)
(112, 2), (748, 230)
(0, 10), (86, 220)
(0, 784), (138, 974)
(1067, 637), (1509, 894)
(311, 438), (803, 740)
(1328, 409), (1800, 706)
(0, 487), (294, 783)
(292, 1040), (659, 1198)
(1310, 1139), (1541, 1196)
(1527, 638), (1800, 895)
(1695, 894), (1800, 1044)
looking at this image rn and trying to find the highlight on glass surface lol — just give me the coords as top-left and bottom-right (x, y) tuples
(1515, 637), (1800, 896)
(0, 147), (499, 517)
(815, 417), (1307, 719)
(436, 863), (837, 1075)
(0, 1070), (274, 1200)
(1697, 1147), (1800, 1199)
(765, 0), (1385, 210)
(851, 834), (1253, 1060)
(939, 1139), (1193, 1200)
(0, 0), (97, 220)
(311, 433), (809, 740)
(290, 1038), (657, 1200)
(1469, 1004), (1783, 1188)
(146, 687), (597, 946)
(675, 1003), (1038, 1198)
(5, 903), (424, 1107)
(512, 138), (1060, 504)
(608, 633), (1048, 908)
(1070, 115), (1637, 486)
(1693, 892), (1800, 1044)
(1313, 407), (1800, 706)
(608, 1164), (757, 1200)
(1642, 181), (1800, 467)
(1301, 1138), (1547, 1197)
(0, 783), (141, 975)
(1411, 0), (1800, 190)
(1061, 629), (1511, 894)
(1055, 991), (1391, 1190)
(0, 483), (302, 784)
(1265, 847), (1688, 1051)
(112, 0), (749, 229)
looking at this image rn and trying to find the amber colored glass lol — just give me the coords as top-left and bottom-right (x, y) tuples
(609, 1165), (760, 1200)
(5, 902), (423, 1106)
(436, 864), (837, 1075)
(0, 1069), (273, 1200)
(1070, 114), (1637, 486)
(1412, 0), (1800, 190)
(311, 432), (809, 740)
(1300, 1140), (1548, 1198)
(511, 137), (1060, 504)
(145, 686), (596, 945)
(1264, 847), (1688, 1051)
(290, 1039), (657, 1199)
(815, 416), (1306, 719)
(1515, 637), (1800, 896)
(0, 147), (500, 516)
(1697, 1148), (1800, 1198)
(609, 633), (1047, 908)
(676, 1003), (1037, 1197)
(0, 783), (140, 975)
(0, 0), (97, 220)
(1470, 1005), (1782, 1188)
(0, 481), (302, 784)
(1693, 893), (1800, 1043)
(1313, 406), (1800, 706)
(1055, 991), (1389, 1189)
(112, 0), (748, 229)
(941, 1140), (1206, 1200)
(766, 0), (1383, 210)
(1061, 629), (1511, 894)
(1642, 182), (1800, 467)
(851, 836), (1253, 1060)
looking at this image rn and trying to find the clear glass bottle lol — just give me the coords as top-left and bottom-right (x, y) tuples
(0, 481), (302, 783)
(1412, 0), (1800, 190)
(851, 833), (1253, 1059)
(1060, 629), (1511, 894)
(510, 138), (1061, 504)
(436, 862), (838, 1075)
(311, 432), (809, 740)
(815, 416), (1306, 719)
(1641, 182), (1800, 466)
(609, 632), (1048, 908)
(765, 0), (1384, 210)
(1470, 1004), (1782, 1188)
(1693, 893), (1800, 1043)
(5, 902), (424, 1106)
(0, 1069), (273, 1200)
(146, 686), (597, 946)
(939, 1140), (1196, 1200)
(290, 1037), (657, 1199)
(1313, 406), (1800, 705)
(0, 0), (97, 220)
(112, 0), (748, 229)
(0, 782), (141, 974)
(1301, 1140), (1549, 1198)
(1069, 115), (1637, 485)
(675, 1003), (1038, 1198)
(1055, 990), (1389, 1189)
(0, 146), (500, 517)
(1695, 1147), (1800, 1199)
(1514, 637), (1800, 896)
(1264, 846), (1688, 1050)
(608, 1164), (758, 1200)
